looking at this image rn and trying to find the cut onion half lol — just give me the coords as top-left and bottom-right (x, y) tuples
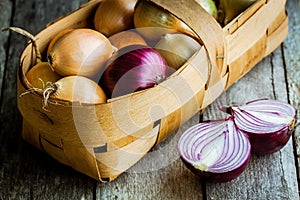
(220, 99), (297, 155)
(178, 117), (251, 182)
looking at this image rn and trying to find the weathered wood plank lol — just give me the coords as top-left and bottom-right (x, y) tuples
(0, 0), (12, 101)
(0, 0), (95, 199)
(97, 114), (204, 199)
(272, 38), (299, 200)
(285, 0), (300, 184)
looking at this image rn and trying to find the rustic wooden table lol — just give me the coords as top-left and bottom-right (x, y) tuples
(1, 0), (299, 199)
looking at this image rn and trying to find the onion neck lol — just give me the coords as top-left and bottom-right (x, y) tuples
(42, 82), (58, 110)
(47, 54), (56, 71)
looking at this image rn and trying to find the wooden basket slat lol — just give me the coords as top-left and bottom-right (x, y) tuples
(201, 75), (228, 109)
(225, 0), (286, 65)
(224, 0), (266, 34)
(227, 33), (267, 88)
(63, 141), (101, 180)
(267, 8), (287, 36)
(22, 120), (43, 151)
(224, 0), (287, 88)
(40, 136), (70, 166)
(95, 126), (159, 180)
(265, 16), (288, 56)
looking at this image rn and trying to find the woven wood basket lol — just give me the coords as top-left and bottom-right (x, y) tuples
(17, 0), (288, 182)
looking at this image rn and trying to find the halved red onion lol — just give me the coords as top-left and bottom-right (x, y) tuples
(219, 99), (297, 155)
(178, 117), (251, 182)
(99, 45), (170, 98)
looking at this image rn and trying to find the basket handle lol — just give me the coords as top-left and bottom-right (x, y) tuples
(149, 0), (226, 77)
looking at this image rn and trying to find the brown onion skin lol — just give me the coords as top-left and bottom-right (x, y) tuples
(245, 127), (293, 155)
(46, 29), (73, 56)
(94, 0), (138, 37)
(108, 30), (147, 49)
(180, 155), (250, 182)
(26, 62), (61, 90)
(47, 28), (113, 78)
(134, 0), (196, 42)
(53, 76), (107, 104)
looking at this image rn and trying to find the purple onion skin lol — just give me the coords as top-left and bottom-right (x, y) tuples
(245, 127), (293, 155)
(180, 155), (250, 182)
(99, 45), (170, 98)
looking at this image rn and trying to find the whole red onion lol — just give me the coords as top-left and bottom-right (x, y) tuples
(99, 45), (170, 98)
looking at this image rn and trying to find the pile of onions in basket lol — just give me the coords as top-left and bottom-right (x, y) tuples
(34, 28), (111, 105)
(5, 27), (110, 105)
(21, 0), (220, 106)
(9, 0), (258, 107)
(98, 32), (201, 98)
(7, 22), (202, 106)
(178, 99), (297, 182)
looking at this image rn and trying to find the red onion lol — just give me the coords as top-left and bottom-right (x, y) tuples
(99, 45), (170, 98)
(219, 99), (297, 155)
(178, 117), (251, 182)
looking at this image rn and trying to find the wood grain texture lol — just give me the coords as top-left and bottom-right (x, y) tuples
(0, 0), (13, 101)
(285, 0), (300, 185)
(0, 0), (95, 199)
(0, 0), (299, 199)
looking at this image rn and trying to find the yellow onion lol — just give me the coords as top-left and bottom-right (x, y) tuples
(94, 0), (138, 37)
(134, 0), (196, 42)
(219, 0), (257, 25)
(26, 62), (61, 90)
(1, 27), (61, 91)
(43, 76), (107, 105)
(108, 30), (148, 50)
(47, 28), (114, 78)
(155, 33), (201, 70)
(194, 0), (218, 19)
(46, 29), (73, 56)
